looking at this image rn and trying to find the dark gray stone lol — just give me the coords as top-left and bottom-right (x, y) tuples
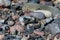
(45, 23), (60, 35)
(30, 12), (45, 19)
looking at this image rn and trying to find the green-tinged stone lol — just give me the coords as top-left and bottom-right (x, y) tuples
(22, 3), (60, 16)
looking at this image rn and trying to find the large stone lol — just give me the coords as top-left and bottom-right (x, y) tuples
(45, 23), (60, 35)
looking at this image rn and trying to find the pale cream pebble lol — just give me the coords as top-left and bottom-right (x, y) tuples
(53, 0), (60, 4)
(54, 37), (58, 40)
(8, 21), (14, 26)
(47, 34), (52, 40)
(11, 12), (15, 16)
(40, 20), (46, 26)
(34, 10), (52, 18)
(21, 35), (29, 40)
(0, 35), (4, 40)
(12, 1), (15, 5)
